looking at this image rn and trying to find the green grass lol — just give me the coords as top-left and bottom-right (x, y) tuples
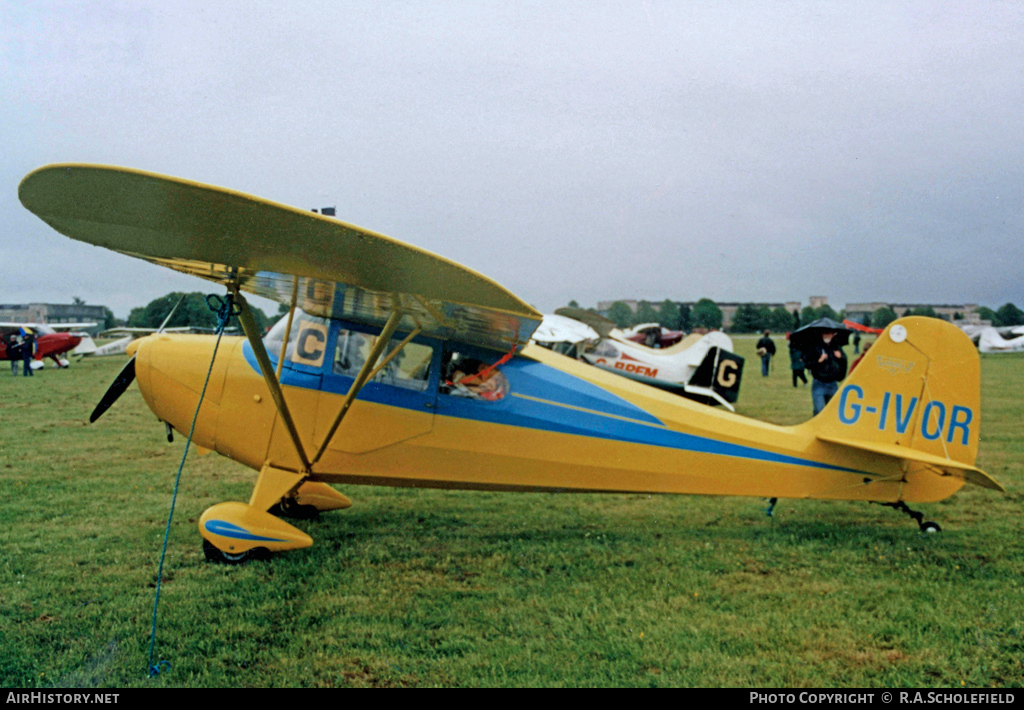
(1, 339), (1022, 688)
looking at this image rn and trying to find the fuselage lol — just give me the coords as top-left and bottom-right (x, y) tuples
(128, 317), (968, 505)
(0, 331), (81, 362)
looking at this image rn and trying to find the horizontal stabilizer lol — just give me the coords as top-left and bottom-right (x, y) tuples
(818, 434), (1005, 492)
(681, 384), (734, 412)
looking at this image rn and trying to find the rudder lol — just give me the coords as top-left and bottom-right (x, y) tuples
(812, 317), (1001, 496)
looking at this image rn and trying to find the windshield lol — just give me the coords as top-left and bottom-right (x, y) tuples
(263, 309), (331, 365)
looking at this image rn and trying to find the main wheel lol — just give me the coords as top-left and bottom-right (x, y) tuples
(203, 539), (269, 564)
(920, 521), (942, 534)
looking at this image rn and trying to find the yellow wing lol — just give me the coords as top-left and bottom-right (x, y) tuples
(19, 164), (541, 352)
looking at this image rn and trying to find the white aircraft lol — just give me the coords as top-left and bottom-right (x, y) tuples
(530, 313), (600, 358)
(977, 327), (1024, 353)
(75, 326), (195, 358)
(534, 308), (744, 410)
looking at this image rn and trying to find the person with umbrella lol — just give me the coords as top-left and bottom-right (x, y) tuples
(790, 318), (852, 415)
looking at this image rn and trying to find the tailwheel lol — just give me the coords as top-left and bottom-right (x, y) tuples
(881, 501), (942, 534)
(203, 539), (269, 564)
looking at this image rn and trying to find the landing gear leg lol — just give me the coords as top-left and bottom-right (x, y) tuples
(881, 502), (941, 533)
(269, 497), (319, 520)
(764, 497), (778, 518)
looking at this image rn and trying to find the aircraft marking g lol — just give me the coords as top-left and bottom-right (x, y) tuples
(837, 384), (974, 445)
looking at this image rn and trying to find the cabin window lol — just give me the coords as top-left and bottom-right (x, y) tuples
(441, 351), (509, 402)
(590, 340), (619, 358)
(333, 329), (433, 392)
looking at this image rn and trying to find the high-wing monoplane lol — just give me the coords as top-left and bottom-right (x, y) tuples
(19, 164), (1004, 562)
(537, 307), (744, 410)
(0, 322), (96, 369)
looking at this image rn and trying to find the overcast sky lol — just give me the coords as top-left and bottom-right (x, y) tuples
(3, 1), (1022, 318)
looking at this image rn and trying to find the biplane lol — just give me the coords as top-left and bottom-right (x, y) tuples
(19, 164), (1004, 562)
(536, 308), (744, 411)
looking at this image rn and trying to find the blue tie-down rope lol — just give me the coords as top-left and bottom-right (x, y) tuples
(147, 293), (240, 677)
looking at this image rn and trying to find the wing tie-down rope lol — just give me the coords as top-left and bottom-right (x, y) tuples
(147, 293), (241, 678)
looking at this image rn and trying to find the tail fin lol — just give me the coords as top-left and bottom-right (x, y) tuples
(813, 317), (1003, 495)
(687, 346), (744, 406)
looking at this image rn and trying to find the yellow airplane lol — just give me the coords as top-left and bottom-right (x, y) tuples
(19, 164), (1004, 562)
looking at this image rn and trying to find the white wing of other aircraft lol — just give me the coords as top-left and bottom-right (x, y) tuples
(977, 327), (1024, 353)
(532, 314), (599, 344)
(77, 326), (192, 357)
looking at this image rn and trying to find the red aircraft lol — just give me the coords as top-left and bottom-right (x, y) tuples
(0, 322), (94, 369)
(622, 323), (686, 348)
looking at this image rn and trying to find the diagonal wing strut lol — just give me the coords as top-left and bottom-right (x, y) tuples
(233, 289), (312, 472)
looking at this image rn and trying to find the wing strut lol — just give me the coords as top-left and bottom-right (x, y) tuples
(233, 289), (312, 473)
(310, 309), (404, 466)
(275, 276), (299, 381)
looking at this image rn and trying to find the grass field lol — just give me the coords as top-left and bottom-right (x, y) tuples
(1, 336), (1021, 688)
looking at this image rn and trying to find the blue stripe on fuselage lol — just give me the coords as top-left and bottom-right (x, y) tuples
(242, 343), (864, 475)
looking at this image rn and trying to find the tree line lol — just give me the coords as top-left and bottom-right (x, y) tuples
(575, 299), (1024, 333)
(118, 292), (1024, 335)
(125, 292), (271, 332)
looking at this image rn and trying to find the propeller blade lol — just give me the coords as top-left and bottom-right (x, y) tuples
(88, 294), (184, 423)
(89, 356), (136, 423)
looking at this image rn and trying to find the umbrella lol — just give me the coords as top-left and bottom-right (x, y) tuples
(789, 317), (853, 351)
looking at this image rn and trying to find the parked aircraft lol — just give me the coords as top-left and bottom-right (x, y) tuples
(538, 308), (744, 411)
(842, 319), (883, 335)
(621, 323), (685, 348)
(76, 326), (192, 358)
(19, 164), (1003, 562)
(0, 322), (96, 368)
(977, 327), (1024, 353)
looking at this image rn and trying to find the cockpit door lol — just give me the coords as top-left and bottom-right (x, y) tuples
(315, 324), (439, 454)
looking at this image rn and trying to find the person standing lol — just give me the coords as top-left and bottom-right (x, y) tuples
(21, 332), (35, 376)
(756, 330), (776, 377)
(804, 329), (847, 415)
(6, 333), (20, 375)
(788, 336), (807, 387)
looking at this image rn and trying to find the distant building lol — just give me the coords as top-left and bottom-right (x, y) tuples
(0, 303), (107, 333)
(844, 302), (982, 325)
